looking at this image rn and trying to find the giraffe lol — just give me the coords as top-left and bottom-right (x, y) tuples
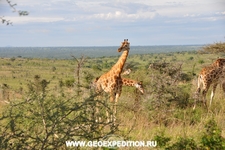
(93, 77), (144, 94)
(194, 58), (225, 108)
(95, 39), (130, 121)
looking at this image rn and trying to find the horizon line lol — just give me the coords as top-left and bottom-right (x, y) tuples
(0, 44), (205, 48)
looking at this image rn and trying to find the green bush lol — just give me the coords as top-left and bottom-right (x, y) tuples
(153, 132), (171, 148)
(166, 137), (198, 150)
(154, 119), (225, 149)
(148, 61), (191, 109)
(0, 76), (117, 149)
(200, 119), (225, 149)
(64, 78), (75, 87)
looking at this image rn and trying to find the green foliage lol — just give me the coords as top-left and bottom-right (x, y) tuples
(180, 73), (193, 82)
(51, 66), (56, 72)
(153, 132), (171, 148)
(154, 119), (225, 149)
(200, 42), (225, 54)
(10, 57), (16, 61)
(27, 75), (49, 94)
(0, 76), (117, 149)
(200, 119), (225, 149)
(166, 137), (198, 150)
(92, 65), (102, 71)
(1, 47), (225, 149)
(148, 61), (191, 109)
(64, 78), (75, 87)
(198, 59), (205, 64)
(189, 108), (202, 125)
(188, 56), (194, 60)
(173, 88), (190, 108)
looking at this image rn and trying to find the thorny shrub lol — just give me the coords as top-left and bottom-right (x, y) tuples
(146, 61), (195, 126)
(0, 76), (119, 149)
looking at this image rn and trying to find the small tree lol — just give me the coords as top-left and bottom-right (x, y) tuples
(147, 61), (191, 126)
(71, 55), (87, 96)
(199, 42), (225, 54)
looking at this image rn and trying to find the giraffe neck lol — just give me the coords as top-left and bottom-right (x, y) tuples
(122, 78), (144, 93)
(122, 78), (136, 86)
(110, 50), (129, 75)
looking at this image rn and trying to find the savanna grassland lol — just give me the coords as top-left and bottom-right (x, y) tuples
(1, 44), (225, 149)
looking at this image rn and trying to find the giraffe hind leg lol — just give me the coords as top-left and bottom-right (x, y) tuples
(193, 76), (202, 109)
(202, 88), (208, 108)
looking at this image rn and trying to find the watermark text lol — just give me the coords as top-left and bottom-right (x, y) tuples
(66, 140), (157, 148)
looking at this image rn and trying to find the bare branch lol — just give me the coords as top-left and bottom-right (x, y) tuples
(0, 16), (13, 26)
(1, 0), (29, 25)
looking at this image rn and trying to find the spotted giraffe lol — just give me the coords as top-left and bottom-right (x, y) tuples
(95, 39), (130, 121)
(194, 58), (225, 108)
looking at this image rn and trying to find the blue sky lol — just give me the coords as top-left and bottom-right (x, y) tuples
(0, 0), (225, 46)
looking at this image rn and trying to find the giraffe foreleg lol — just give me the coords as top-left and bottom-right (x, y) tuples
(109, 91), (116, 122)
(210, 83), (218, 107)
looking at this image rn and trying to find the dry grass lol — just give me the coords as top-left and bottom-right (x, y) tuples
(1, 51), (225, 148)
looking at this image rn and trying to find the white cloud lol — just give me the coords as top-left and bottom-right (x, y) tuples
(1, 0), (225, 46)
(215, 11), (225, 15)
(6, 16), (64, 24)
(27, 29), (50, 34)
(92, 10), (155, 21)
(3, 0), (224, 23)
(184, 14), (201, 17)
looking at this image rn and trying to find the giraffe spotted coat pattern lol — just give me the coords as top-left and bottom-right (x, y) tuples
(95, 39), (130, 120)
(195, 58), (225, 108)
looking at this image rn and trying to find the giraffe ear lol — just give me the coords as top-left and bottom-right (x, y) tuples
(95, 77), (99, 82)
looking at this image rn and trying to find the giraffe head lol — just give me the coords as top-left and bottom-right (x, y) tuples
(134, 81), (144, 94)
(118, 39), (130, 52)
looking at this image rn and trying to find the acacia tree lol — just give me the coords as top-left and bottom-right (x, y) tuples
(199, 42), (225, 54)
(1, 0), (28, 25)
